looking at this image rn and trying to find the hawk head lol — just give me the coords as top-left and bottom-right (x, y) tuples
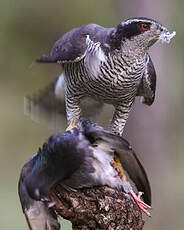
(110, 17), (176, 51)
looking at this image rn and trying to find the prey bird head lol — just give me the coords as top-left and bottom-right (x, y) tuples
(110, 17), (176, 52)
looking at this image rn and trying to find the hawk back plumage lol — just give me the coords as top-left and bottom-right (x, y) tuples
(37, 24), (113, 63)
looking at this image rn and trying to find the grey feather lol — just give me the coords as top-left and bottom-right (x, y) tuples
(136, 54), (156, 105)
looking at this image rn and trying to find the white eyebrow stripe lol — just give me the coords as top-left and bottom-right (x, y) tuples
(121, 19), (153, 26)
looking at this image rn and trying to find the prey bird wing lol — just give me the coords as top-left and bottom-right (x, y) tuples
(83, 127), (151, 205)
(115, 143), (151, 205)
(137, 54), (156, 106)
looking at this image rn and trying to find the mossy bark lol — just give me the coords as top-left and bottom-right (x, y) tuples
(50, 185), (144, 230)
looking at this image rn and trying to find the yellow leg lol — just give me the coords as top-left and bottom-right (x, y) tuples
(66, 119), (79, 131)
(111, 155), (127, 181)
(111, 156), (152, 217)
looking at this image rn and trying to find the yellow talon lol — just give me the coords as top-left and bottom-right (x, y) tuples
(111, 155), (127, 181)
(66, 119), (79, 131)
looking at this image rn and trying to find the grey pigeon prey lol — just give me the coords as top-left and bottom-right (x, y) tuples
(18, 119), (152, 230)
(30, 17), (175, 135)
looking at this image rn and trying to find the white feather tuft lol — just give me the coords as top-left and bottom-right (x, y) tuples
(55, 73), (66, 100)
(85, 35), (107, 78)
(159, 30), (176, 44)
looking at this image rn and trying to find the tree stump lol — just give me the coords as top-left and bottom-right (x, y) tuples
(50, 185), (144, 230)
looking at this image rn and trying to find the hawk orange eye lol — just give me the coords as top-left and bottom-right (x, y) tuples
(141, 23), (150, 31)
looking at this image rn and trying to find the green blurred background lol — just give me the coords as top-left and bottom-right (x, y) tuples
(0, 0), (183, 229)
